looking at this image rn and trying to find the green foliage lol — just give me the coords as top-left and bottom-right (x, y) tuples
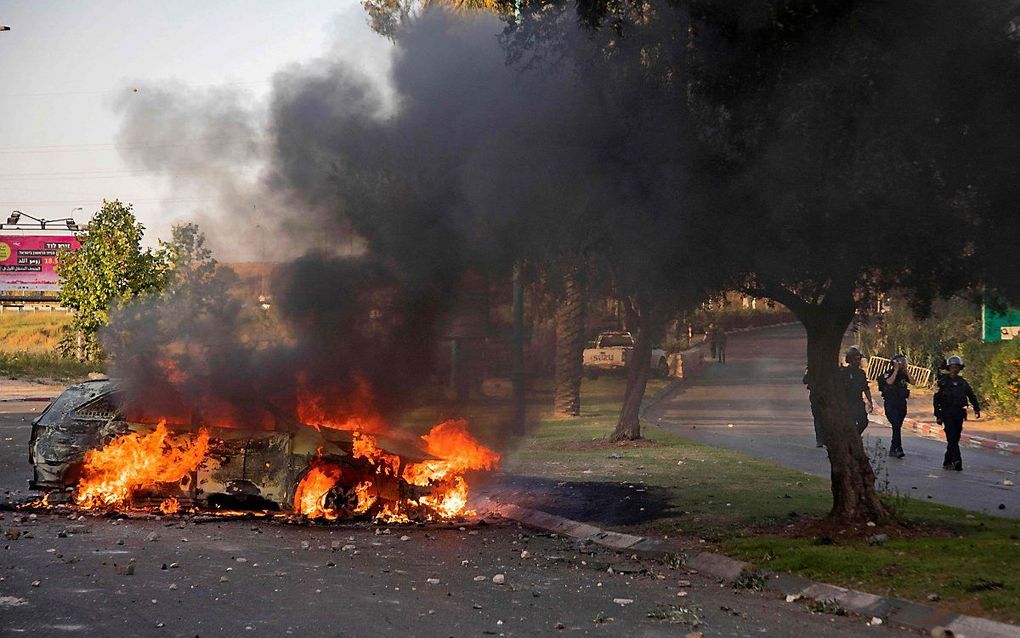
(861, 296), (979, 369)
(959, 339), (1000, 405)
(808, 599), (847, 616)
(659, 552), (687, 570)
(732, 569), (767, 591)
(0, 351), (100, 381)
(103, 222), (239, 366)
(55, 200), (170, 361)
(984, 339), (1020, 417)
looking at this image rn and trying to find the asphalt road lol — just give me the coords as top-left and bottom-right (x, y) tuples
(648, 324), (1019, 518)
(0, 400), (920, 637)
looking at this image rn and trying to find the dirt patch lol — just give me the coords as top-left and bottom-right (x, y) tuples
(751, 514), (955, 542)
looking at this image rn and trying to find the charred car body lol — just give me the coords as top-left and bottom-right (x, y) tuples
(29, 379), (435, 518)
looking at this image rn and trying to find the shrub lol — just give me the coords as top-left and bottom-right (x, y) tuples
(959, 339), (1000, 405)
(985, 339), (1020, 417)
(863, 296), (979, 368)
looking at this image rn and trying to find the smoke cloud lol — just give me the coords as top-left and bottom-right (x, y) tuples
(107, 8), (690, 433)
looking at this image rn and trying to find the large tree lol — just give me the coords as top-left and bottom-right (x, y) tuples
(684, 0), (1020, 521)
(501, 0), (1020, 520)
(57, 200), (169, 361)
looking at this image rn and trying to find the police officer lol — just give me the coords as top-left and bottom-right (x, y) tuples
(933, 355), (980, 471)
(878, 354), (912, 458)
(841, 346), (873, 435)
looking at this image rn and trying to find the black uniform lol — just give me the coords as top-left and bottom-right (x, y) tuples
(933, 375), (980, 471)
(878, 369), (910, 455)
(841, 365), (870, 434)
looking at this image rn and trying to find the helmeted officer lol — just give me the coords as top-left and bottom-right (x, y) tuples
(878, 354), (912, 458)
(933, 355), (980, 471)
(841, 346), (873, 435)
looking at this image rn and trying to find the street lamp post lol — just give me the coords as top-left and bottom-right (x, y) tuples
(5, 210), (80, 231)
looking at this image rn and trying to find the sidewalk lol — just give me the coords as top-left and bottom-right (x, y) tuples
(0, 378), (64, 402)
(873, 392), (1020, 456)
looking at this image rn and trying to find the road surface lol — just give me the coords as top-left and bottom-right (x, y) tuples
(0, 400), (917, 637)
(648, 324), (1019, 518)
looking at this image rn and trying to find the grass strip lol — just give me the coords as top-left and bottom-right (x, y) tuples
(0, 351), (100, 382)
(501, 377), (1020, 623)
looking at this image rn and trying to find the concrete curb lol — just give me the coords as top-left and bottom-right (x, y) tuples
(488, 500), (1020, 638)
(0, 396), (53, 403)
(640, 378), (683, 418)
(724, 320), (800, 335)
(869, 409), (1020, 457)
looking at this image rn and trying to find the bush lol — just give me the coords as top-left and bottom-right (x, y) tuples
(862, 296), (979, 368)
(985, 339), (1020, 417)
(960, 339), (1000, 406)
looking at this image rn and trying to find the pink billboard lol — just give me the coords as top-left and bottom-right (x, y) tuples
(0, 235), (81, 292)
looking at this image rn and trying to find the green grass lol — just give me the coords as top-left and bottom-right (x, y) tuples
(0, 351), (100, 382)
(0, 311), (69, 353)
(0, 311), (101, 381)
(500, 377), (1020, 624)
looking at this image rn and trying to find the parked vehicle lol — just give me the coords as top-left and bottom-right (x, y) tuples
(582, 331), (669, 379)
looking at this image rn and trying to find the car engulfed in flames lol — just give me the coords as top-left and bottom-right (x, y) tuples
(28, 379), (499, 522)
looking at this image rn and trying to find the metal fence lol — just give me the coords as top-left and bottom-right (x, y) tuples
(864, 356), (934, 388)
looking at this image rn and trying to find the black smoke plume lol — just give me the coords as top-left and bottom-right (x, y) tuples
(107, 8), (691, 432)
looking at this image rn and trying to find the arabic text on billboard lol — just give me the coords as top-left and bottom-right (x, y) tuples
(0, 235), (80, 292)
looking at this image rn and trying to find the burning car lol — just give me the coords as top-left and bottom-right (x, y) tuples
(28, 379), (499, 521)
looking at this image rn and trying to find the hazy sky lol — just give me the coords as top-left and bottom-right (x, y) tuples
(0, 0), (393, 251)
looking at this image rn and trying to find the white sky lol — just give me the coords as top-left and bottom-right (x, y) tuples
(0, 0), (393, 251)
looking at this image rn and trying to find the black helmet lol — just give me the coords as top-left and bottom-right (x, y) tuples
(946, 355), (964, 369)
(892, 354), (907, 365)
(845, 345), (862, 363)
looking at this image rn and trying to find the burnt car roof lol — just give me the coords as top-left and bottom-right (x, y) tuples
(32, 379), (434, 462)
(31, 379), (119, 428)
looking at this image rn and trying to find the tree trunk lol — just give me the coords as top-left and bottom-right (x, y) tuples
(553, 267), (586, 417)
(611, 302), (652, 441)
(803, 315), (890, 523)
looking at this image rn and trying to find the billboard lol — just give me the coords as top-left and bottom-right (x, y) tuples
(0, 234), (81, 292)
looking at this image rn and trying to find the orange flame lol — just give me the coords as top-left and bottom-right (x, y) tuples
(399, 420), (499, 518)
(352, 432), (401, 476)
(293, 463), (342, 520)
(296, 376), (385, 433)
(73, 422), (210, 510)
(160, 497), (181, 515)
(293, 465), (379, 520)
(352, 481), (377, 514)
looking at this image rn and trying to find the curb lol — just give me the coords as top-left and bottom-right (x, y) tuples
(724, 320), (800, 335)
(487, 500), (1020, 638)
(640, 378), (683, 418)
(0, 396), (53, 403)
(869, 409), (1020, 457)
